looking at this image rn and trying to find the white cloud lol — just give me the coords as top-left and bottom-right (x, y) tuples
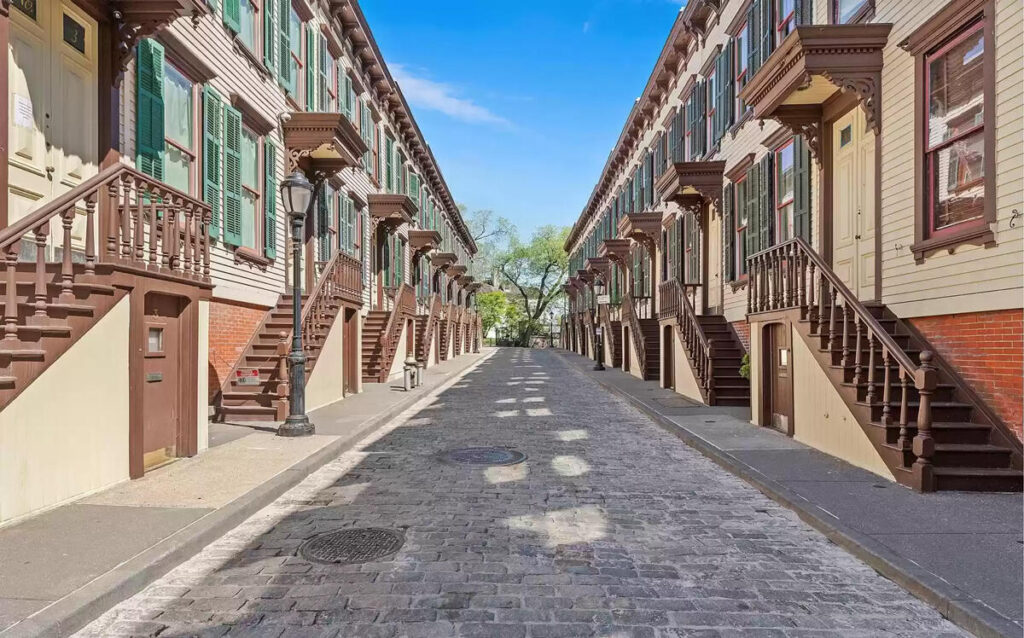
(390, 64), (510, 127)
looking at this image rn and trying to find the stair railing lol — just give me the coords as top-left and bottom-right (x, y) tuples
(748, 238), (937, 484)
(378, 283), (416, 350)
(0, 164), (212, 347)
(417, 293), (443, 362)
(621, 291), (646, 371)
(276, 250), (363, 398)
(665, 279), (715, 403)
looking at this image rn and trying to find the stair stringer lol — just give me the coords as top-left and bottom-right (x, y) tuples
(304, 304), (347, 412)
(789, 319), (900, 482)
(665, 318), (707, 404)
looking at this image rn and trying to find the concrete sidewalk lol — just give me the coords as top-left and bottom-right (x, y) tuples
(558, 349), (1023, 638)
(0, 349), (492, 638)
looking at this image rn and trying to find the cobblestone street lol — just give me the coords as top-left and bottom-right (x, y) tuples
(78, 348), (966, 638)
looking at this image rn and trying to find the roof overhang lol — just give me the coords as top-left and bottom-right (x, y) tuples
(739, 24), (892, 162)
(584, 256), (611, 279)
(408, 229), (441, 255)
(617, 212), (662, 251)
(368, 194), (417, 230)
(448, 264), (468, 279)
(431, 252), (456, 270)
(282, 112), (368, 175)
(465, 282), (483, 293)
(598, 239), (633, 265)
(656, 160), (727, 211)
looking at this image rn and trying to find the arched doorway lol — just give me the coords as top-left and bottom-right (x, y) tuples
(762, 322), (793, 435)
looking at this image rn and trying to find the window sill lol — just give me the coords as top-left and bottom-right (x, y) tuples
(233, 36), (272, 81)
(910, 224), (995, 261)
(233, 246), (273, 269)
(728, 277), (749, 292)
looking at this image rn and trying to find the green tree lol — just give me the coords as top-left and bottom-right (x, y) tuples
(477, 290), (511, 338)
(496, 225), (570, 346)
(463, 207), (515, 283)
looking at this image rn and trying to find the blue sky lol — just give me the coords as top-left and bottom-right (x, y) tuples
(360, 1), (684, 237)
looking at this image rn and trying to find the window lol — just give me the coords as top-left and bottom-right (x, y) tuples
(925, 21), (985, 237)
(734, 177), (749, 278)
(320, 35), (335, 112)
(833, 0), (872, 24)
(707, 67), (717, 147)
(777, 0), (796, 39)
(286, 7), (301, 98)
(239, 125), (261, 249)
(774, 139), (795, 242)
(735, 22), (749, 115)
(238, 0), (258, 53)
(163, 63), (196, 195)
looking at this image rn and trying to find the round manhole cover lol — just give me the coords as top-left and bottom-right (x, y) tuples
(440, 447), (527, 466)
(298, 528), (405, 564)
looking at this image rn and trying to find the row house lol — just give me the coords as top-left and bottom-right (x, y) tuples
(563, 0), (1022, 492)
(0, 0), (481, 526)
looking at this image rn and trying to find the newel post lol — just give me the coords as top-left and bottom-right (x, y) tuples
(275, 331), (290, 420)
(912, 350), (937, 492)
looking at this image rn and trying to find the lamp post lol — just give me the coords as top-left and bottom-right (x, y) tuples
(593, 275), (606, 371)
(547, 310), (554, 348)
(277, 169), (318, 437)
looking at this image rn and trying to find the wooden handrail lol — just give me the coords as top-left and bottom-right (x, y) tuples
(747, 237), (937, 476)
(672, 279), (715, 402)
(417, 293), (443, 361)
(379, 283), (415, 348)
(621, 291), (646, 369)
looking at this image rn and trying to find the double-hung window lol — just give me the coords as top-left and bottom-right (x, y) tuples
(735, 23), (749, 115)
(777, 0), (796, 40)
(924, 21), (985, 238)
(706, 68), (717, 148)
(735, 177), (749, 277)
(162, 63), (196, 195)
(240, 125), (261, 250)
(286, 7), (301, 99)
(774, 139), (795, 243)
(833, 0), (873, 24)
(321, 36), (335, 112)
(238, 0), (259, 54)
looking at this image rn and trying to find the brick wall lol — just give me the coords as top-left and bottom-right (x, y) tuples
(731, 320), (750, 352)
(910, 309), (1023, 440)
(208, 299), (271, 399)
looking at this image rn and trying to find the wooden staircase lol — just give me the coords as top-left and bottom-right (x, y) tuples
(362, 284), (416, 383)
(215, 252), (362, 422)
(0, 163), (211, 413)
(751, 238), (1022, 492)
(696, 315), (750, 407)
(438, 315), (451, 361)
(415, 295), (442, 363)
(624, 292), (659, 380)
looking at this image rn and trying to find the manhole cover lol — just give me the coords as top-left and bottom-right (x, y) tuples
(298, 528), (405, 564)
(440, 447), (527, 466)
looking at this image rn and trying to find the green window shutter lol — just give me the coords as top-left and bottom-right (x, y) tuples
(222, 105), (243, 246)
(263, 0), (276, 75)
(723, 182), (734, 281)
(316, 195), (330, 262)
(202, 85), (223, 239)
(385, 136), (394, 192)
(341, 69), (353, 119)
(318, 34), (328, 111)
(748, 0), (761, 74)
(278, 0), (290, 87)
(746, 164), (760, 257)
(759, 0), (774, 69)
(723, 39), (735, 131)
(264, 141), (278, 259)
(796, 0), (812, 25)
(305, 24), (316, 110)
(136, 39), (165, 182)
(759, 153), (773, 251)
(223, 0), (240, 33)
(697, 80), (707, 157)
(793, 135), (812, 243)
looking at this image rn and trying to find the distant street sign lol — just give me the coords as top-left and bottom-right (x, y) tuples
(597, 294), (610, 305)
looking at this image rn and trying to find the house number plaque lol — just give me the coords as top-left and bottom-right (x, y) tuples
(146, 373), (163, 382)
(12, 0), (36, 20)
(63, 14), (86, 54)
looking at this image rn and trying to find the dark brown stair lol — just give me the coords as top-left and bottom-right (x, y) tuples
(690, 314), (750, 407)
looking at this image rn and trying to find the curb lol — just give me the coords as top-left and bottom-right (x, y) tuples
(556, 350), (1020, 638)
(3, 350), (495, 638)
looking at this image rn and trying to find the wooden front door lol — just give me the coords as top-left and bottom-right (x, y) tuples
(623, 326), (631, 373)
(763, 323), (793, 435)
(8, 0), (98, 233)
(663, 325), (674, 390)
(343, 307), (358, 395)
(142, 294), (183, 471)
(832, 106), (876, 300)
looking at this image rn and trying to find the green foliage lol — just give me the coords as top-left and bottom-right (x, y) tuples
(496, 225), (570, 346)
(477, 291), (511, 337)
(739, 352), (751, 379)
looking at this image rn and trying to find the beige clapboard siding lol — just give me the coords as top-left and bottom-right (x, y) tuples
(876, 0), (1023, 318)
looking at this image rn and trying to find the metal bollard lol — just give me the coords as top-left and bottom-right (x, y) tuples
(403, 355), (418, 391)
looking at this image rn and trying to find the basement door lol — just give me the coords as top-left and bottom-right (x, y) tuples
(832, 106), (877, 300)
(763, 323), (793, 435)
(142, 294), (183, 471)
(8, 0), (98, 233)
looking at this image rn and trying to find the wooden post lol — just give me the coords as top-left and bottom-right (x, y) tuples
(912, 351), (937, 491)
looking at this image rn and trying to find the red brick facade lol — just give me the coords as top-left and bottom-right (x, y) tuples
(731, 320), (750, 352)
(910, 309), (1023, 440)
(208, 299), (270, 399)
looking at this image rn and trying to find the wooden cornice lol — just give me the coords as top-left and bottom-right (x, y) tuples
(618, 212), (662, 252)
(408, 229), (441, 256)
(368, 193), (417, 229)
(430, 252), (456, 270)
(598, 239), (633, 266)
(655, 160), (727, 211)
(448, 264), (468, 279)
(282, 112), (367, 175)
(725, 153), (755, 182)
(584, 257), (610, 278)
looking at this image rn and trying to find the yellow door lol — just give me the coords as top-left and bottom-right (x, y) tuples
(831, 107), (876, 300)
(7, 0), (98, 234)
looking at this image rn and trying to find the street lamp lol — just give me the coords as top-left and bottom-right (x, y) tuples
(547, 310), (554, 348)
(277, 169), (316, 437)
(593, 275), (606, 371)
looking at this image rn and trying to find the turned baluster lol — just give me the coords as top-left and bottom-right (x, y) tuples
(81, 194), (97, 276)
(106, 183), (119, 259)
(866, 332), (877, 405)
(120, 177), (133, 258)
(798, 252), (807, 310)
(31, 225), (48, 323)
(148, 194), (158, 266)
(135, 187), (147, 260)
(897, 369), (911, 450)
(828, 286), (839, 352)
(3, 248), (19, 343)
(182, 202), (193, 275)
(912, 351), (937, 491)
(746, 262), (753, 314)
(58, 208), (76, 303)
(881, 349), (893, 426)
(852, 317), (863, 385)
(160, 199), (171, 270)
(706, 340), (715, 403)
(840, 303), (851, 368)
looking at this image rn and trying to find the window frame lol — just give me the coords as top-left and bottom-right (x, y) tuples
(773, 138), (795, 243)
(734, 175), (749, 280)
(906, 0), (996, 261)
(238, 0), (261, 56)
(776, 0), (796, 40)
(162, 59), (200, 197)
(706, 67), (717, 149)
(285, 6), (303, 103)
(734, 21), (749, 117)
(238, 123), (263, 252)
(830, 0), (874, 24)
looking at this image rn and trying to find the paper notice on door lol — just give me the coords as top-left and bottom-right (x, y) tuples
(13, 94), (33, 128)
